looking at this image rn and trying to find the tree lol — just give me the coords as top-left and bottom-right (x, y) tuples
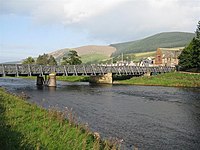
(178, 43), (193, 69)
(22, 57), (35, 64)
(61, 50), (82, 65)
(178, 21), (200, 71)
(196, 20), (200, 38)
(36, 53), (57, 65)
(36, 53), (49, 65)
(48, 55), (57, 65)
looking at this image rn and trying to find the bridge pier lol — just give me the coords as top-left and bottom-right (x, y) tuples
(36, 74), (57, 87)
(144, 71), (151, 76)
(44, 75), (47, 85)
(89, 73), (113, 84)
(47, 73), (57, 87)
(36, 76), (44, 86)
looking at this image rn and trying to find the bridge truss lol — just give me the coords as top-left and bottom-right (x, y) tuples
(0, 64), (175, 77)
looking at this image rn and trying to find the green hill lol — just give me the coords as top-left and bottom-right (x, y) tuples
(111, 32), (195, 57)
(81, 53), (109, 64)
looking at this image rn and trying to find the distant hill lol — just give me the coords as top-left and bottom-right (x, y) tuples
(74, 45), (116, 57)
(48, 45), (116, 64)
(111, 32), (195, 57)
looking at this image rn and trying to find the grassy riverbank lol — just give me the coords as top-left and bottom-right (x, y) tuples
(0, 88), (118, 149)
(57, 76), (89, 82)
(117, 72), (200, 87)
(18, 76), (89, 82)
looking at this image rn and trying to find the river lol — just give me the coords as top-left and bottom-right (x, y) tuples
(0, 77), (200, 149)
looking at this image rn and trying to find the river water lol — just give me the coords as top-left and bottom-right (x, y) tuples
(0, 77), (200, 149)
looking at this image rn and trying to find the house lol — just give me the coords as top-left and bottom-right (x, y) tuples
(155, 47), (184, 66)
(139, 57), (154, 67)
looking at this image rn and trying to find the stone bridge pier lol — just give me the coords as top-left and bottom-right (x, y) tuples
(36, 76), (44, 86)
(89, 73), (113, 84)
(36, 73), (57, 87)
(48, 73), (57, 87)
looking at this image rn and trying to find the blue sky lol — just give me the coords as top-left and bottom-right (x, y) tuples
(0, 13), (104, 62)
(0, 0), (200, 63)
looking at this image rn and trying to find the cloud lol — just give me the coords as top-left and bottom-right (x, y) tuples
(0, 0), (124, 23)
(66, 0), (200, 42)
(1, 0), (200, 43)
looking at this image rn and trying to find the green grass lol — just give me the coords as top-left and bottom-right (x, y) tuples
(0, 88), (119, 150)
(56, 76), (89, 82)
(18, 76), (89, 82)
(81, 53), (109, 64)
(122, 51), (156, 62)
(118, 72), (200, 87)
(17, 76), (36, 80)
(134, 51), (156, 57)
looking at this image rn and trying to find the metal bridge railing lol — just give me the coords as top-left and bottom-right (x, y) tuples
(0, 64), (175, 77)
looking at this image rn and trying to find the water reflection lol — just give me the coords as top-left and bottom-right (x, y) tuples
(48, 87), (57, 92)
(36, 85), (44, 90)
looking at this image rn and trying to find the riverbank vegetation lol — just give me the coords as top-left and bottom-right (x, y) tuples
(117, 72), (200, 87)
(178, 21), (200, 72)
(57, 76), (89, 82)
(0, 88), (120, 149)
(17, 75), (89, 82)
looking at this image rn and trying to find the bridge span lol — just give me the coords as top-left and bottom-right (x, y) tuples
(0, 64), (174, 77)
(0, 64), (175, 86)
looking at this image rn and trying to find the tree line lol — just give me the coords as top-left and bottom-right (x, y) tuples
(22, 50), (82, 65)
(178, 21), (200, 72)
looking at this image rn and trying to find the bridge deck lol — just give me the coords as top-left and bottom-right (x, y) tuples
(0, 64), (175, 77)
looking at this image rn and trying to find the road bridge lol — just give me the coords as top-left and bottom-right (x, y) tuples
(0, 64), (175, 86)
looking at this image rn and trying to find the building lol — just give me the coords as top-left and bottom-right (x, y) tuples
(139, 57), (154, 67)
(155, 47), (184, 66)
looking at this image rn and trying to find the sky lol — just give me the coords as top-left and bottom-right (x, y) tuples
(0, 0), (200, 63)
